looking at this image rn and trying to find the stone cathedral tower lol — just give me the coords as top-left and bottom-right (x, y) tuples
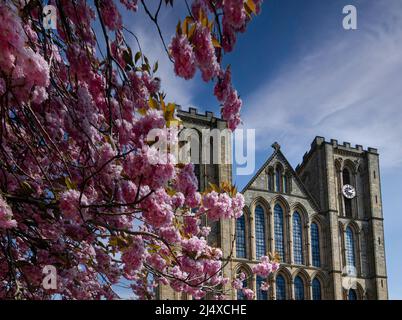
(156, 107), (234, 299)
(295, 137), (388, 299)
(157, 110), (388, 300)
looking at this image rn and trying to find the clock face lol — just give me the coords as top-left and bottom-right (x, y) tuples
(342, 184), (356, 199)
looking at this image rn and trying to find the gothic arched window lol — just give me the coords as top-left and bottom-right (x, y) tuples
(343, 168), (351, 185)
(275, 167), (282, 192)
(256, 276), (268, 300)
(312, 278), (322, 300)
(343, 168), (353, 217)
(276, 275), (286, 300)
(294, 276), (305, 300)
(274, 204), (285, 261)
(311, 222), (321, 267)
(236, 271), (248, 300)
(345, 226), (356, 268)
(292, 212), (304, 265)
(348, 289), (357, 300)
(236, 215), (246, 258)
(255, 205), (266, 259)
(268, 170), (274, 191)
(283, 175), (288, 193)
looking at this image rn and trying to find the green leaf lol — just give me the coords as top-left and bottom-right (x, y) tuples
(134, 51), (142, 63)
(153, 61), (158, 73)
(65, 176), (75, 190)
(122, 49), (134, 67)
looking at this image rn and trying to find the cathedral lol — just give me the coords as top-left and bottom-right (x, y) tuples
(157, 107), (388, 300)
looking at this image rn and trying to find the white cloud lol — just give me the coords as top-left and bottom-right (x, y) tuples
(241, 0), (402, 169)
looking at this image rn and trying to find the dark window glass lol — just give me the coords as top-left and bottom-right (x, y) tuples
(236, 215), (246, 258)
(312, 278), (322, 300)
(348, 289), (357, 300)
(276, 275), (286, 300)
(293, 212), (304, 265)
(268, 173), (273, 191)
(283, 175), (288, 193)
(345, 227), (356, 267)
(255, 205), (266, 259)
(345, 198), (353, 217)
(343, 168), (351, 185)
(294, 276), (305, 300)
(274, 204), (285, 261)
(275, 168), (281, 192)
(311, 223), (321, 267)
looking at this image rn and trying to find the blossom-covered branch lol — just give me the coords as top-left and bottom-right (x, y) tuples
(0, 0), (276, 300)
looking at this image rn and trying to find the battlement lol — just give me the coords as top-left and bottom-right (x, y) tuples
(176, 106), (227, 128)
(296, 136), (379, 172)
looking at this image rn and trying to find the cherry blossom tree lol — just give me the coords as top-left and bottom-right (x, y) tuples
(0, 0), (278, 299)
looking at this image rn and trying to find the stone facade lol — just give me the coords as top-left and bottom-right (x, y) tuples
(157, 110), (388, 300)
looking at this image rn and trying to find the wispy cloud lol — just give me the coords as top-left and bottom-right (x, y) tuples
(241, 0), (402, 168)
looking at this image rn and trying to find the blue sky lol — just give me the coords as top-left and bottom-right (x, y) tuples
(119, 0), (402, 299)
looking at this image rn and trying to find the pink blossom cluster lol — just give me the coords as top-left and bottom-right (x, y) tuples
(0, 4), (50, 105)
(59, 190), (89, 222)
(181, 236), (207, 258)
(141, 188), (175, 228)
(201, 191), (244, 221)
(99, 0), (122, 30)
(170, 34), (196, 79)
(0, 195), (17, 229)
(214, 67), (243, 130)
(122, 236), (145, 279)
(170, 22), (220, 82)
(252, 255), (280, 277)
(123, 145), (176, 189)
(0, 1), (265, 300)
(193, 23), (221, 82)
(174, 163), (199, 206)
(222, 0), (264, 53)
(120, 0), (138, 11)
(168, 1), (264, 131)
(242, 288), (255, 300)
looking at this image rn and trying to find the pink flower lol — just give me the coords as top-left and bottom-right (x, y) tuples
(223, 0), (247, 29)
(193, 23), (220, 81)
(174, 163), (198, 197)
(201, 191), (244, 221)
(171, 192), (185, 208)
(141, 189), (174, 228)
(59, 190), (88, 221)
(0, 195), (17, 229)
(242, 288), (255, 300)
(170, 34), (196, 80)
(252, 256), (279, 277)
(146, 253), (167, 271)
(99, 0), (122, 31)
(32, 86), (48, 104)
(183, 216), (200, 236)
(121, 180), (138, 203)
(181, 236), (207, 258)
(122, 236), (144, 278)
(260, 281), (269, 291)
(232, 278), (243, 290)
(232, 193), (245, 218)
(119, 0), (138, 11)
(214, 67), (232, 102)
(159, 226), (181, 243)
(221, 88), (243, 131)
